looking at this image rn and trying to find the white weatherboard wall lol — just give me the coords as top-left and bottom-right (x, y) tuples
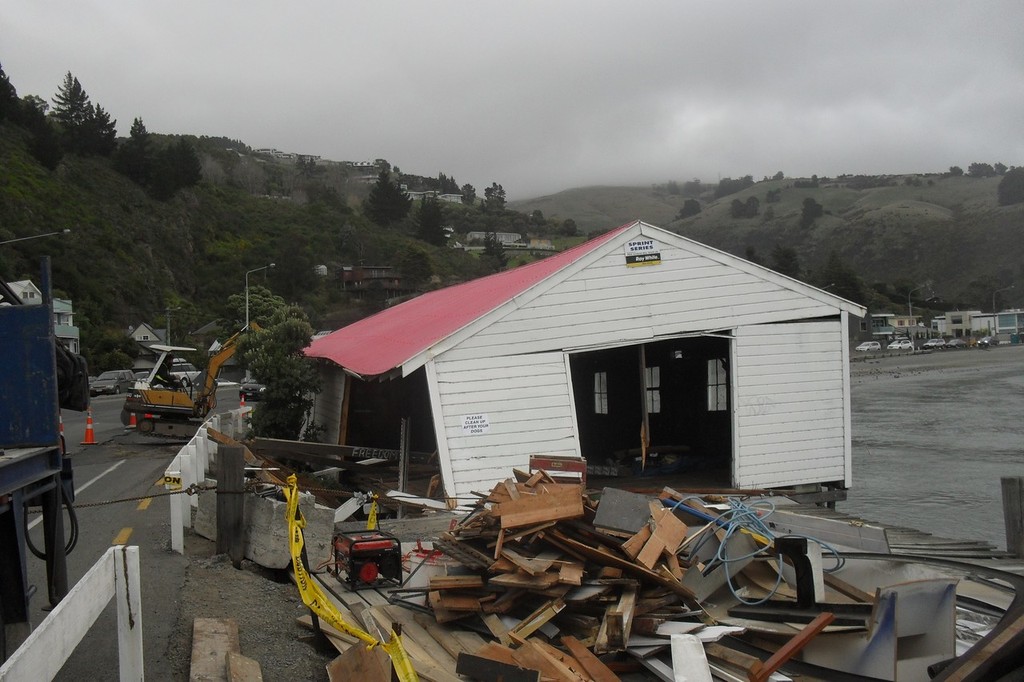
(428, 224), (853, 499)
(733, 322), (850, 488)
(430, 352), (578, 495)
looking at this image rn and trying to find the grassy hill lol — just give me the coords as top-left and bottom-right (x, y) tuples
(0, 123), (496, 370)
(512, 174), (1024, 312)
(4, 104), (1021, 371)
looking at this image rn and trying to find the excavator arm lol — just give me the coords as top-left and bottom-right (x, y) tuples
(193, 323), (260, 418)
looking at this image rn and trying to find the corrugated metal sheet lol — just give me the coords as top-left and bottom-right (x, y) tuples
(304, 222), (632, 377)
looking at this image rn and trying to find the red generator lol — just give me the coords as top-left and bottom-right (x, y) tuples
(332, 530), (403, 590)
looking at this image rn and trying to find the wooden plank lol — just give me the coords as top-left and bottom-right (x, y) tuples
(622, 524), (652, 559)
(494, 528), (505, 560)
(508, 598), (566, 640)
(412, 614), (463, 660)
(531, 639), (591, 679)
(545, 528), (697, 603)
(325, 642), (390, 682)
(451, 629), (489, 658)
(482, 588), (524, 614)
(481, 613), (513, 646)
(429, 591), (483, 612)
(703, 642), (763, 672)
(509, 639), (581, 682)
(636, 507), (688, 570)
(503, 521), (557, 543)
(190, 617), (240, 681)
(748, 611), (835, 682)
(560, 635), (619, 682)
(503, 478), (521, 501)
(601, 583), (637, 652)
(494, 488), (584, 529)
(428, 575), (485, 590)
(363, 607), (463, 682)
(1002, 476), (1024, 557)
(501, 548), (555, 576)
(475, 641), (521, 666)
(558, 563), (584, 586)
(226, 651), (264, 681)
(489, 571), (560, 590)
(216, 444), (246, 566)
(379, 605), (460, 667)
(295, 615), (360, 651)
(456, 653), (541, 682)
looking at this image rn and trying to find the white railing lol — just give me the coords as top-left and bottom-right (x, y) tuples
(164, 407), (251, 553)
(0, 546), (142, 681)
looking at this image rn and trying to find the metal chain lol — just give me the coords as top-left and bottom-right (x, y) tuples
(26, 483), (215, 512)
(28, 479), (359, 512)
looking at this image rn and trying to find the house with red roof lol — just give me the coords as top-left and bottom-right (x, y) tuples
(305, 220), (866, 502)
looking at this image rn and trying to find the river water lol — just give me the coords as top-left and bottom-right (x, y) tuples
(840, 343), (1024, 550)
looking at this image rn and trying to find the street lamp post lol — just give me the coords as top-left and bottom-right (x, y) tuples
(244, 263), (275, 330)
(992, 284), (1014, 336)
(906, 283), (929, 339)
(0, 228), (71, 246)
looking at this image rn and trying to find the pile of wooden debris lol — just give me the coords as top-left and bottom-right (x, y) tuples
(293, 461), (1018, 681)
(378, 468), (963, 681)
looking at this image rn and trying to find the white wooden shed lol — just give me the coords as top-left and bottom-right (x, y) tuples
(306, 220), (866, 501)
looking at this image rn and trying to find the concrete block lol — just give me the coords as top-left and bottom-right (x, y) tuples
(193, 479), (334, 570)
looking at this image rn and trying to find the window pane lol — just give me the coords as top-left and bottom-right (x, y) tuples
(707, 358), (727, 411)
(594, 371), (608, 414)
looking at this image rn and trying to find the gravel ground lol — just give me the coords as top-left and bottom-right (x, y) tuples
(163, 533), (337, 681)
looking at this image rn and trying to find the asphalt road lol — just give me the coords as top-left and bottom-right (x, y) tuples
(20, 384), (245, 679)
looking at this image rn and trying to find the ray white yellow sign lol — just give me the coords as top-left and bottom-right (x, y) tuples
(624, 238), (661, 267)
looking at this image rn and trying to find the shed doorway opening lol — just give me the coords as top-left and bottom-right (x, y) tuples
(569, 336), (731, 486)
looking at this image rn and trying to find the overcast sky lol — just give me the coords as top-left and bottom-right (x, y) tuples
(4, 2), (1023, 200)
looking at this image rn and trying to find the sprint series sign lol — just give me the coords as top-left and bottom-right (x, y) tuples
(624, 238), (661, 267)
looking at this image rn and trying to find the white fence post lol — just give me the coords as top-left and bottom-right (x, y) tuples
(114, 545), (144, 680)
(166, 452), (185, 554)
(195, 427), (209, 478)
(0, 546), (143, 681)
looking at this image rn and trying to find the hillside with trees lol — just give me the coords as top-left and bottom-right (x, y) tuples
(0, 66), (593, 375)
(3, 63), (1022, 376)
(512, 170), (1024, 316)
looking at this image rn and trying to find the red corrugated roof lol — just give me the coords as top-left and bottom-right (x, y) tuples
(305, 222), (636, 377)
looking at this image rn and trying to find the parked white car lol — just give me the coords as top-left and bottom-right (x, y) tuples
(887, 339), (913, 351)
(855, 341), (881, 352)
(921, 338), (946, 349)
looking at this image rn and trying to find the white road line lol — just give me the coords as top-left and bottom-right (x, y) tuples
(27, 460), (126, 531)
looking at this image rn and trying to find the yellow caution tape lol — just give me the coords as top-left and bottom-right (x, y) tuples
(283, 475), (418, 682)
(366, 493), (379, 530)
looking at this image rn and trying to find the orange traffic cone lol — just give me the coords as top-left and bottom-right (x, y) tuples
(127, 411), (137, 429)
(240, 393), (247, 409)
(81, 409), (97, 445)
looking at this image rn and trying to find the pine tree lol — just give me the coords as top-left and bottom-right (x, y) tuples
(0, 63), (18, 122)
(114, 117), (154, 186)
(51, 72), (116, 156)
(483, 232), (508, 272)
(415, 196), (446, 246)
(82, 103), (117, 156)
(364, 170), (412, 226)
(51, 72), (91, 131)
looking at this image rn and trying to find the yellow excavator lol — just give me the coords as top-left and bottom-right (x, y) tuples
(121, 326), (255, 438)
